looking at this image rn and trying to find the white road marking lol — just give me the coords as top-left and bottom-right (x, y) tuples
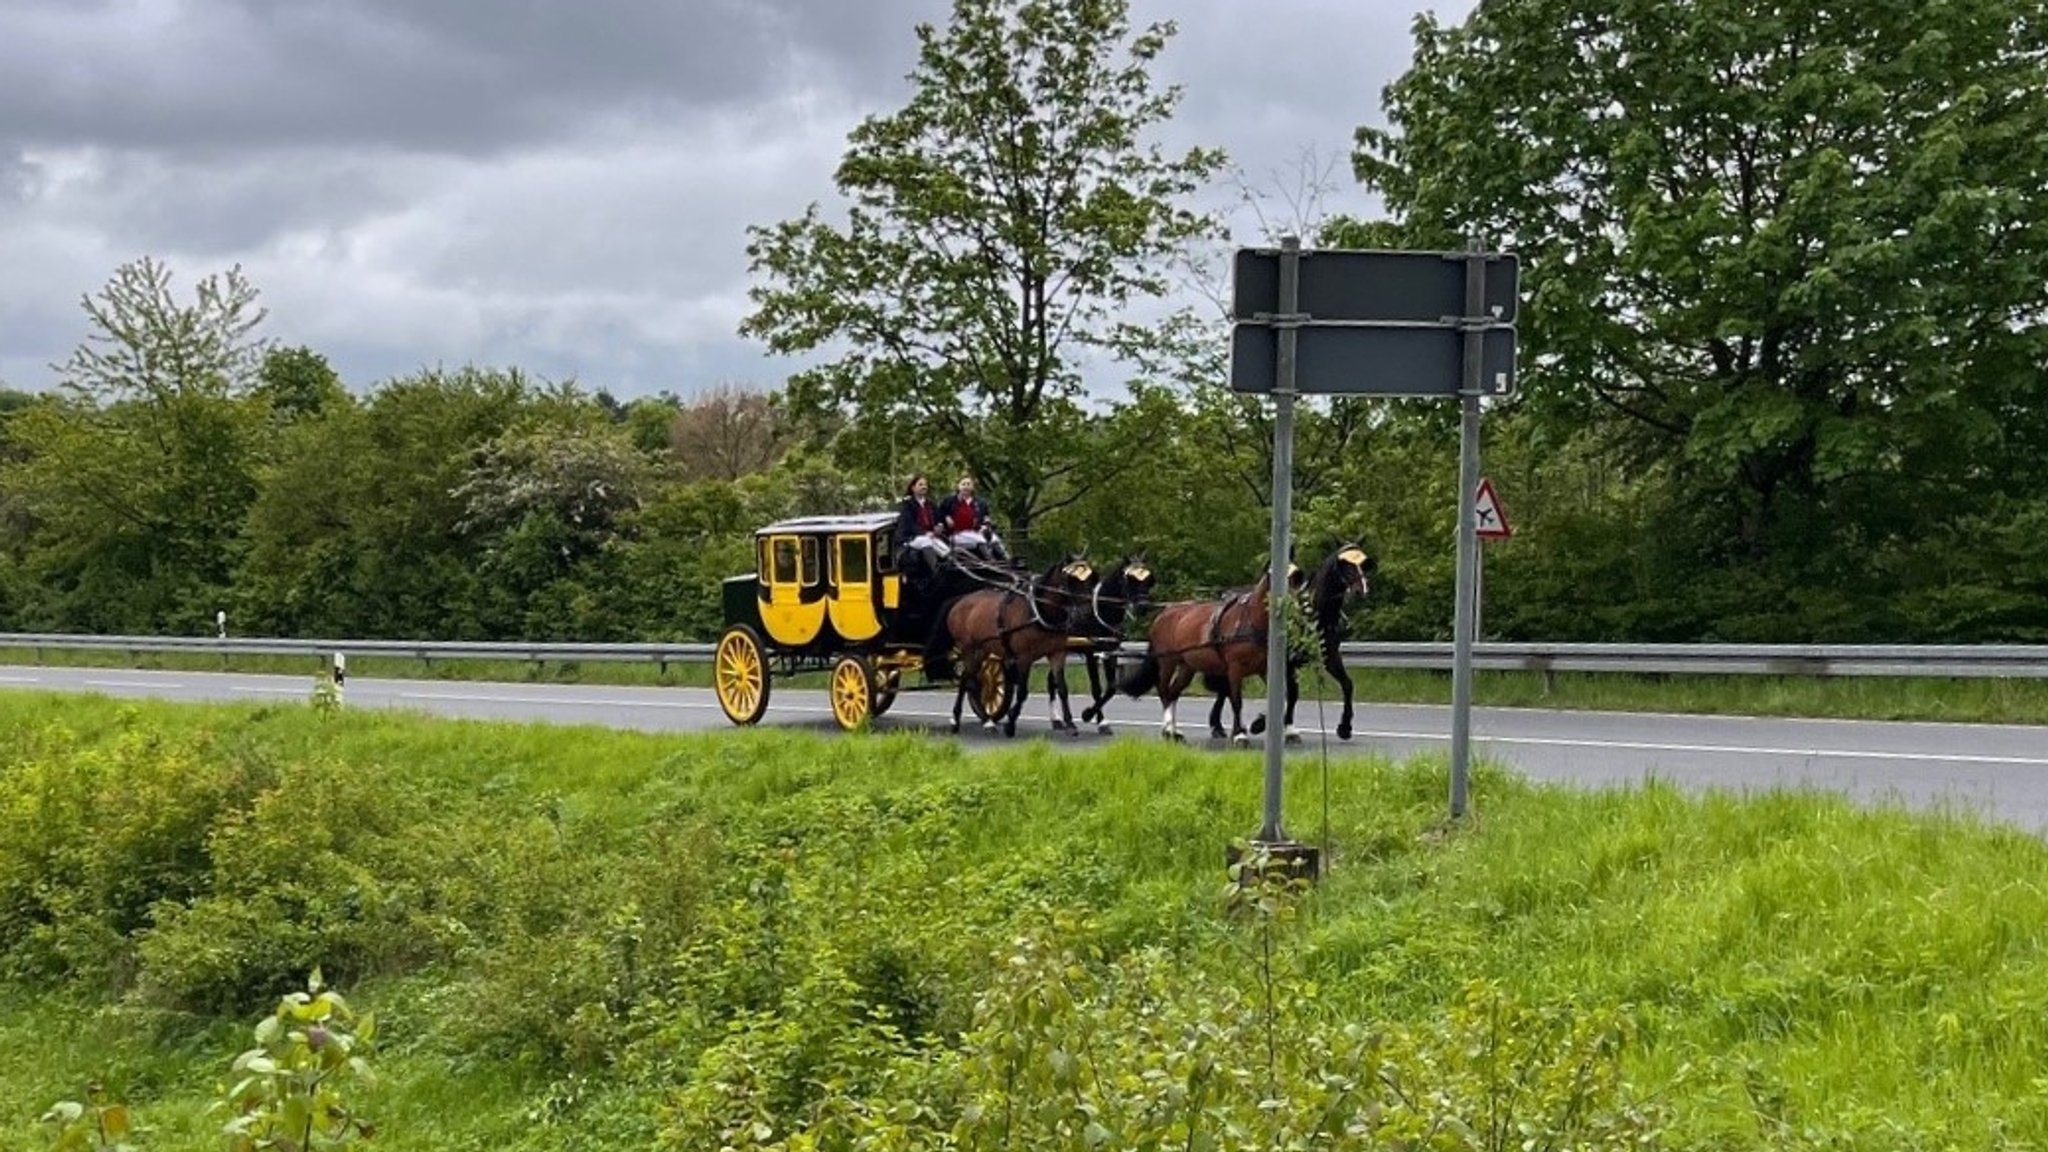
(394, 690), (722, 710)
(1320, 728), (2048, 768)
(13, 671), (2048, 767)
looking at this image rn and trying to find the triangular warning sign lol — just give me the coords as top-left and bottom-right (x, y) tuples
(1474, 477), (1512, 540)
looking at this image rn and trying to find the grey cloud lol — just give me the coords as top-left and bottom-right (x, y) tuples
(0, 0), (897, 157)
(0, 0), (1481, 400)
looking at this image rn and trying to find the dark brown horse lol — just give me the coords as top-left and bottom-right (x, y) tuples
(1044, 555), (1158, 734)
(1116, 562), (1306, 743)
(923, 557), (1096, 738)
(1207, 543), (1376, 741)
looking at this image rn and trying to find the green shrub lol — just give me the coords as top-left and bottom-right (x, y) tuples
(131, 754), (481, 1016)
(0, 718), (276, 988)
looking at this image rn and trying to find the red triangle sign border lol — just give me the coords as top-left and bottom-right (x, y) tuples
(1475, 477), (1512, 540)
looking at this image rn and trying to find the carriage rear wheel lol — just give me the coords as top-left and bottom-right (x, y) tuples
(830, 654), (875, 732)
(714, 625), (770, 726)
(966, 652), (1008, 723)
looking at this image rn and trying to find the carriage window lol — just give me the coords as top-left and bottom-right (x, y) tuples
(757, 539), (771, 583)
(771, 537), (798, 584)
(874, 531), (896, 572)
(839, 536), (869, 584)
(800, 538), (820, 586)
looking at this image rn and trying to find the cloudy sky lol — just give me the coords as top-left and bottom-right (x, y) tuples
(0, 0), (1478, 399)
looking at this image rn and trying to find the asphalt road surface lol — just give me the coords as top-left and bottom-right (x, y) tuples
(5, 664), (2048, 833)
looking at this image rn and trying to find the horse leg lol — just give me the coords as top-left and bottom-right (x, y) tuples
(1202, 671), (1229, 740)
(1284, 659), (1303, 744)
(1000, 654), (1029, 738)
(1158, 660), (1192, 743)
(1225, 664), (1251, 746)
(1325, 640), (1355, 740)
(1049, 652), (1078, 736)
(1082, 652), (1113, 729)
(950, 658), (970, 735)
(1046, 659), (1070, 732)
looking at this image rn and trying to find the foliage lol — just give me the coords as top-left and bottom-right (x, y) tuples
(216, 970), (378, 1152)
(1, 257), (273, 632)
(41, 1083), (141, 1152)
(1350, 0), (2048, 639)
(5, 694), (2048, 1148)
(739, 0), (1227, 536)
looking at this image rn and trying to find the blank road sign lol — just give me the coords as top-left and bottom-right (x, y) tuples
(1232, 248), (1519, 326)
(1229, 322), (1518, 397)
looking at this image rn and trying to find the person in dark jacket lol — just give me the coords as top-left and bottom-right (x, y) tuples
(894, 473), (948, 581)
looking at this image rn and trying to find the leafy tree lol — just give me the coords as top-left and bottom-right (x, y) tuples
(234, 367), (534, 638)
(621, 392), (683, 457)
(455, 419), (654, 637)
(254, 345), (348, 422)
(739, 0), (1228, 536)
(1352, 0), (2048, 595)
(3, 257), (272, 632)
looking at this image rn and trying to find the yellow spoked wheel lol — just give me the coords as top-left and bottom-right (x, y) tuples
(830, 654), (875, 732)
(713, 625), (770, 726)
(873, 668), (900, 717)
(967, 653), (1008, 723)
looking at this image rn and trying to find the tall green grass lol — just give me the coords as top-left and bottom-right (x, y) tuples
(0, 689), (2043, 1149)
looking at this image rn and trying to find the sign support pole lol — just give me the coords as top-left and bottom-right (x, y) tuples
(1260, 234), (1300, 849)
(1449, 235), (1486, 822)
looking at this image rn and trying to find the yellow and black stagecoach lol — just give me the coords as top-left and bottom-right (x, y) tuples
(712, 513), (1011, 732)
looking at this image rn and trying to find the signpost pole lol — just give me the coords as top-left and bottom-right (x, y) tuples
(1260, 234), (1300, 847)
(1449, 235), (1486, 822)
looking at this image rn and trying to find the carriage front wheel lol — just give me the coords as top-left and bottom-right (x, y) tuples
(830, 654), (876, 732)
(966, 652), (1008, 723)
(714, 625), (770, 726)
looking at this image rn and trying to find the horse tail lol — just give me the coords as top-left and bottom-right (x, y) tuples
(923, 596), (961, 678)
(1117, 649), (1160, 698)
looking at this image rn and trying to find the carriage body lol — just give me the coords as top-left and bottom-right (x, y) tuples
(711, 511), (1008, 731)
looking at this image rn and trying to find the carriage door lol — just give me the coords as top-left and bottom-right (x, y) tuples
(757, 533), (804, 643)
(830, 533), (881, 642)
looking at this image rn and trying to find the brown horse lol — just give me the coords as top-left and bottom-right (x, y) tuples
(1207, 543), (1376, 741)
(1116, 562), (1306, 743)
(923, 557), (1097, 738)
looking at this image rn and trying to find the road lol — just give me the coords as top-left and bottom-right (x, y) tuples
(5, 664), (2048, 832)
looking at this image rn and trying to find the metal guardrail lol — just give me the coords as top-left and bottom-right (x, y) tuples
(4, 633), (2048, 679)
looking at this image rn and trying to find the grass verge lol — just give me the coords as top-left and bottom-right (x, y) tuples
(0, 689), (2044, 1149)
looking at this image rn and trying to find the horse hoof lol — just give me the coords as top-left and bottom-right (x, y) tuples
(1209, 727), (1226, 741)
(1285, 731), (1303, 746)
(982, 720), (997, 731)
(1097, 723), (1113, 736)
(1250, 716), (1267, 735)
(1337, 722), (1353, 741)
(1232, 732), (1250, 747)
